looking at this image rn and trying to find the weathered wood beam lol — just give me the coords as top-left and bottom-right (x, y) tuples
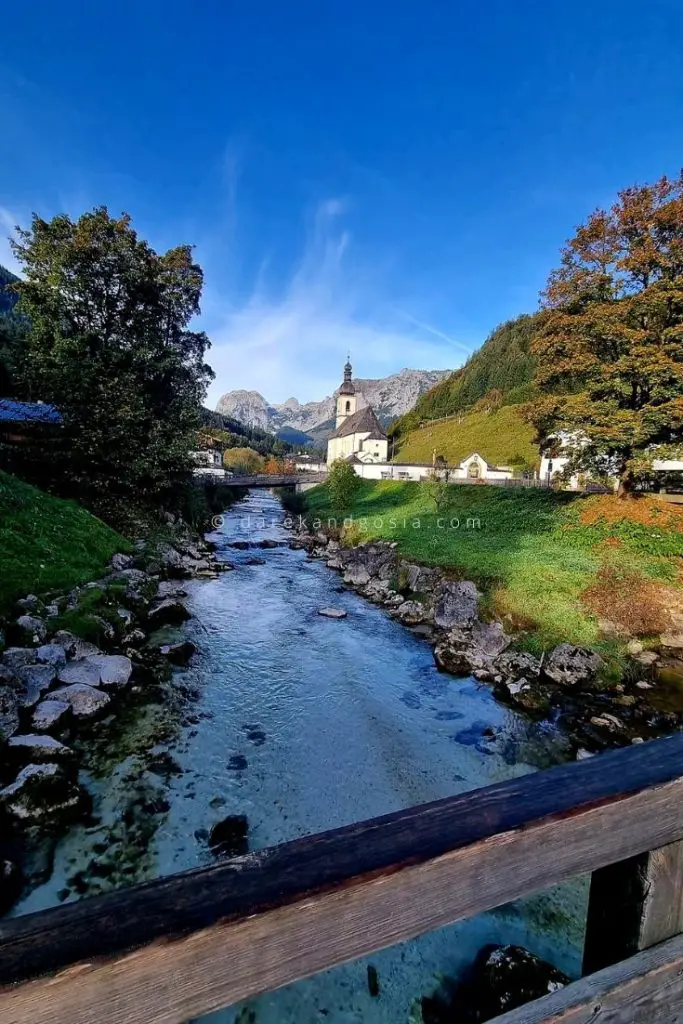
(2, 735), (683, 1023)
(583, 839), (683, 973)
(492, 933), (683, 1023)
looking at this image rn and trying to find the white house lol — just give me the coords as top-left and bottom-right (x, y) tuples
(189, 449), (229, 479)
(326, 359), (389, 466)
(294, 454), (328, 473)
(340, 452), (514, 483)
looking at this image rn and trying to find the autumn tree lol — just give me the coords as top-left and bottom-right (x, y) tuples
(10, 208), (214, 512)
(263, 455), (283, 474)
(223, 446), (265, 475)
(529, 173), (683, 494)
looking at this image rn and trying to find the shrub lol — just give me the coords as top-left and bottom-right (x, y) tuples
(327, 458), (361, 511)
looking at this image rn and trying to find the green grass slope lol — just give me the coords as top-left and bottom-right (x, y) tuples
(395, 404), (539, 470)
(390, 312), (540, 438)
(304, 481), (683, 658)
(0, 470), (130, 613)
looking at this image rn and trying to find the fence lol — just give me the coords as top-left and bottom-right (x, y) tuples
(2, 733), (683, 1022)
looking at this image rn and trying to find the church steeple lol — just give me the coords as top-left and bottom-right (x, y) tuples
(335, 355), (357, 427)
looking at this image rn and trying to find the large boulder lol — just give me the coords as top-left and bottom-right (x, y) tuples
(433, 581), (479, 629)
(159, 641), (197, 665)
(49, 683), (111, 720)
(50, 632), (100, 661)
(499, 677), (551, 715)
(2, 647), (36, 672)
(422, 945), (569, 1023)
(393, 601), (431, 625)
(110, 552), (135, 571)
(405, 564), (442, 593)
(147, 599), (191, 629)
(0, 763), (84, 826)
(7, 734), (74, 764)
(343, 563), (371, 587)
(543, 643), (603, 688)
(14, 615), (47, 645)
(155, 542), (191, 578)
(58, 654), (132, 691)
(14, 664), (57, 708)
(36, 644), (67, 669)
(32, 699), (71, 733)
(0, 686), (20, 743)
(495, 650), (541, 681)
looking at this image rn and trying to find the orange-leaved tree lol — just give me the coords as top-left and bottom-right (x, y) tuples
(528, 173), (683, 494)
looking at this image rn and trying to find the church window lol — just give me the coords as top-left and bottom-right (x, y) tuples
(345, 400), (351, 412)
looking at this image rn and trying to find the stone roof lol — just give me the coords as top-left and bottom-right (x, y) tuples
(328, 405), (387, 440)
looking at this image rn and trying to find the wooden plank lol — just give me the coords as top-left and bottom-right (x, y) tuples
(492, 933), (683, 1023)
(0, 737), (683, 1022)
(583, 839), (683, 973)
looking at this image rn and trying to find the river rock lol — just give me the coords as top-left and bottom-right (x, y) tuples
(156, 542), (190, 578)
(208, 814), (249, 858)
(393, 601), (430, 625)
(147, 599), (191, 628)
(543, 643), (603, 688)
(36, 644), (67, 668)
(32, 699), (71, 732)
(14, 615), (47, 645)
(343, 563), (371, 586)
(50, 632), (101, 661)
(111, 552), (135, 571)
(318, 607), (348, 619)
(14, 663), (57, 708)
(2, 647), (37, 671)
(433, 581), (479, 629)
(424, 944), (569, 1023)
(0, 763), (84, 826)
(159, 641), (197, 665)
(405, 564), (442, 593)
(7, 734), (74, 763)
(495, 650), (541, 681)
(58, 654), (133, 690)
(156, 580), (188, 600)
(49, 683), (111, 719)
(500, 677), (550, 714)
(15, 594), (39, 614)
(0, 859), (22, 916)
(0, 686), (20, 742)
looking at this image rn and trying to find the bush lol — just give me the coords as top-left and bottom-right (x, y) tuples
(327, 458), (361, 511)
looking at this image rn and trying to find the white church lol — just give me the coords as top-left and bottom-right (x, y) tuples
(326, 359), (389, 466)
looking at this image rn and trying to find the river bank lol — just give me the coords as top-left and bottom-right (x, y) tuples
(1, 490), (590, 1023)
(295, 481), (683, 752)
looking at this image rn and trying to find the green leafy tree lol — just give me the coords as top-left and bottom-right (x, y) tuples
(10, 208), (214, 511)
(422, 471), (450, 511)
(327, 457), (361, 511)
(529, 173), (683, 494)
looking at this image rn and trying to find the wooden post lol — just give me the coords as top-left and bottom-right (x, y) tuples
(583, 839), (683, 975)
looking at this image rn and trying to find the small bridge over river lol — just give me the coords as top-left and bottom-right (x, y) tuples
(222, 472), (327, 489)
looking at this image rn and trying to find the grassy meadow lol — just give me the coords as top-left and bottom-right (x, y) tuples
(303, 480), (683, 659)
(394, 404), (539, 470)
(0, 470), (130, 613)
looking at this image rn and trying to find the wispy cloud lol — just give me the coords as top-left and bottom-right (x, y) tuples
(202, 199), (470, 406)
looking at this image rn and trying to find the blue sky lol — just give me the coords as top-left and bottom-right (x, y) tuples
(2, 0), (683, 405)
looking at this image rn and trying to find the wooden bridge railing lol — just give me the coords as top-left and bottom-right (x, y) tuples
(3, 734), (683, 1023)
(221, 472), (327, 487)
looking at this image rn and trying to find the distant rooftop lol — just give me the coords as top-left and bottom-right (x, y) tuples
(0, 400), (63, 425)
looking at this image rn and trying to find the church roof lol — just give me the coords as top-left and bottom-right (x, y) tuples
(328, 405), (387, 440)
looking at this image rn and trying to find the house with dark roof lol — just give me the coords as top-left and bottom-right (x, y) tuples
(0, 400), (63, 446)
(326, 360), (389, 466)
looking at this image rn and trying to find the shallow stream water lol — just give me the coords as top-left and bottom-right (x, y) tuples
(14, 490), (588, 1022)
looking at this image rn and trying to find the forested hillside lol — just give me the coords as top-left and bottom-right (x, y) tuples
(390, 313), (540, 439)
(200, 408), (298, 457)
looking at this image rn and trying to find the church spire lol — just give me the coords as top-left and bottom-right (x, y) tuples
(339, 354), (355, 396)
